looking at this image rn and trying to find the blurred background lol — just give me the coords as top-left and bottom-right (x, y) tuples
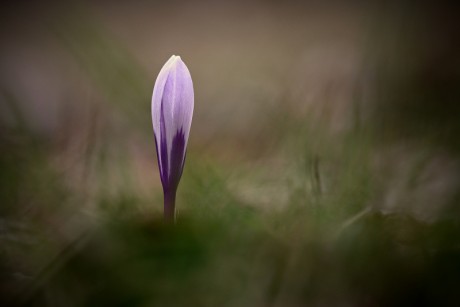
(1, 1), (459, 306)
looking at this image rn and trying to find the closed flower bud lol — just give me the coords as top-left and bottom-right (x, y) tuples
(152, 55), (194, 221)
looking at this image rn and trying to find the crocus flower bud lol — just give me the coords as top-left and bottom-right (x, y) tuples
(152, 55), (194, 221)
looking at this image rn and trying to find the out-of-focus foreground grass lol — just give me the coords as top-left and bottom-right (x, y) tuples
(1, 2), (459, 306)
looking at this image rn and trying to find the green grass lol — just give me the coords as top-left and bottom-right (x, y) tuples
(2, 114), (459, 306)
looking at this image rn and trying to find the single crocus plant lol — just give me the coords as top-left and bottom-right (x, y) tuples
(152, 55), (194, 221)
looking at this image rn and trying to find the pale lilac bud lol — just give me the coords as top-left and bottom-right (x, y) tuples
(152, 55), (194, 220)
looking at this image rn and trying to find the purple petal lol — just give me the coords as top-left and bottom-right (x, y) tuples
(151, 55), (194, 192)
(168, 128), (186, 191)
(159, 99), (169, 185)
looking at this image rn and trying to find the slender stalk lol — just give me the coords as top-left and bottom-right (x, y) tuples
(163, 189), (176, 222)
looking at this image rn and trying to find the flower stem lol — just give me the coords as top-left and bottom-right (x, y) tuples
(164, 189), (176, 222)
